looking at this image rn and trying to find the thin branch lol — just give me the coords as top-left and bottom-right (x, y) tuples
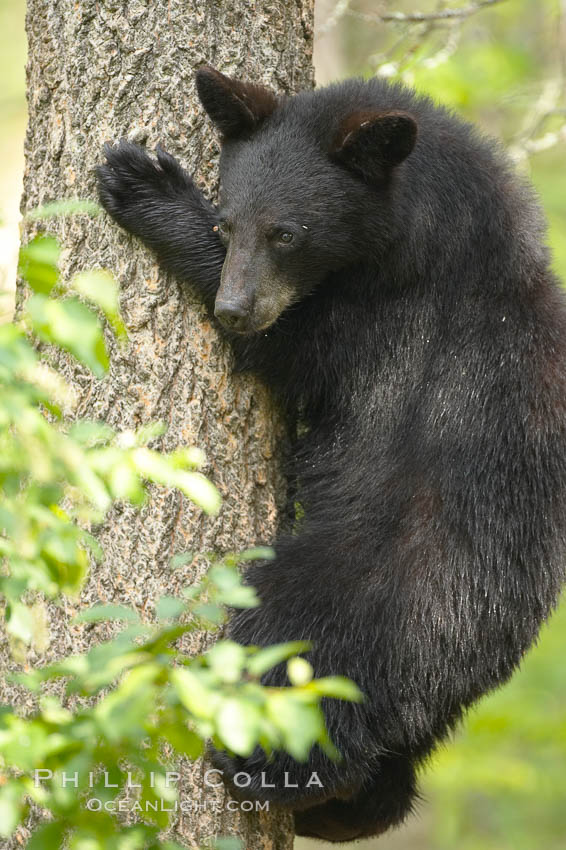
(515, 124), (566, 156)
(509, 0), (566, 162)
(347, 0), (506, 25)
(369, 2), (466, 80)
(317, 0), (352, 36)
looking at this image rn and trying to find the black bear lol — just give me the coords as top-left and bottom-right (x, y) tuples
(97, 67), (566, 842)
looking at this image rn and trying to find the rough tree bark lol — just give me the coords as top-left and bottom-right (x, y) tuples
(10, 0), (314, 846)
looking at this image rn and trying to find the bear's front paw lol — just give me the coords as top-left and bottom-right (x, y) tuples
(95, 141), (192, 233)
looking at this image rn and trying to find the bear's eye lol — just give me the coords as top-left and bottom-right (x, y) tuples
(278, 231), (294, 245)
(216, 220), (231, 241)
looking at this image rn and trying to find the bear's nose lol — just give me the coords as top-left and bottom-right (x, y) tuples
(214, 300), (249, 332)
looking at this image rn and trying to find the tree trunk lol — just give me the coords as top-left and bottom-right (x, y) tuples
(12, 0), (314, 846)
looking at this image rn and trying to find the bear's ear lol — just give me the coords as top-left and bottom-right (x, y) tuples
(330, 110), (418, 180)
(195, 66), (278, 140)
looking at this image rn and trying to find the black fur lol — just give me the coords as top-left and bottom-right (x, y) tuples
(96, 68), (566, 842)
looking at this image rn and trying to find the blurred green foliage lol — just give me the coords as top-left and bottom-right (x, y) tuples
(406, 0), (566, 282)
(1, 228), (220, 652)
(425, 602), (566, 850)
(322, 0), (566, 283)
(0, 229), (362, 849)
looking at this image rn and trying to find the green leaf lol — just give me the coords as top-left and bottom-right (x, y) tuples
(39, 695), (73, 724)
(247, 641), (312, 678)
(170, 668), (220, 719)
(18, 234), (60, 295)
(93, 664), (159, 742)
(132, 449), (221, 515)
(318, 731), (341, 762)
(80, 531), (104, 563)
(26, 198), (101, 220)
(26, 821), (67, 850)
(217, 585), (260, 609)
(72, 269), (127, 341)
(5, 602), (35, 643)
(213, 839), (244, 850)
(114, 827), (161, 850)
(0, 324), (37, 375)
(108, 460), (145, 503)
(207, 565), (241, 590)
(172, 471), (222, 515)
(191, 602), (225, 625)
(207, 565), (259, 609)
(73, 604), (140, 624)
(26, 294), (109, 377)
(206, 641), (246, 683)
(155, 595), (186, 621)
(160, 723), (204, 759)
(133, 421), (167, 446)
(139, 773), (171, 828)
(215, 697), (262, 756)
(170, 552), (193, 569)
(267, 695), (324, 761)
(68, 420), (115, 446)
(0, 782), (24, 838)
(308, 676), (364, 702)
(238, 546), (275, 562)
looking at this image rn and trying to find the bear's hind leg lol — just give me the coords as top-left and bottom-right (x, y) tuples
(294, 755), (418, 843)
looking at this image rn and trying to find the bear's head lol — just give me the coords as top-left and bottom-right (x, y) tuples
(196, 66), (418, 334)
